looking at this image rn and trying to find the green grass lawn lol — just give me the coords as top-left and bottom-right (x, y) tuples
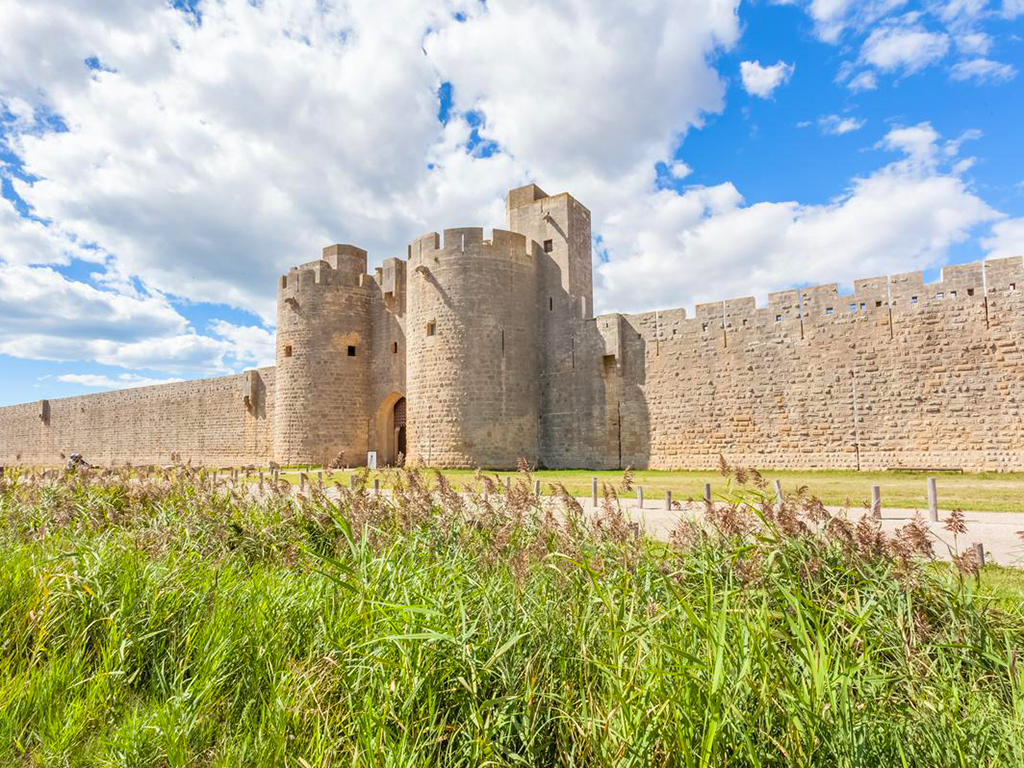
(272, 466), (1024, 513)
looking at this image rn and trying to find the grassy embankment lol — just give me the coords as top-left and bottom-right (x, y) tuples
(273, 467), (1024, 513)
(2, 465), (1023, 766)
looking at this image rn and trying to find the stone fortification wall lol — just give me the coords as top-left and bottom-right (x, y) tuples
(406, 227), (541, 468)
(0, 368), (275, 467)
(369, 257), (407, 465)
(573, 256), (1024, 472)
(274, 246), (373, 466)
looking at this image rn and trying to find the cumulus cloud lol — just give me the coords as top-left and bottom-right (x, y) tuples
(0, 195), (98, 267)
(0, 262), (271, 373)
(818, 114), (866, 134)
(800, 0), (910, 43)
(739, 60), (796, 98)
(208, 319), (276, 368)
(950, 58), (1018, 82)
(983, 216), (1024, 258)
(846, 70), (879, 91)
(956, 31), (992, 54)
(861, 18), (950, 74)
(594, 123), (999, 314)
(428, 0), (740, 179)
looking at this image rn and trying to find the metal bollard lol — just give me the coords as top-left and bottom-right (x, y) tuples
(299, 472), (306, 491)
(534, 479), (541, 497)
(773, 479), (784, 503)
(665, 490), (672, 510)
(871, 485), (881, 518)
(592, 477), (598, 506)
(703, 483), (712, 504)
(374, 478), (380, 495)
(317, 470), (323, 486)
(637, 486), (643, 508)
(927, 477), (938, 522)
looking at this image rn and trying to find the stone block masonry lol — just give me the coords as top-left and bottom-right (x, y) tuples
(0, 368), (275, 467)
(601, 256), (1024, 472)
(0, 182), (1021, 471)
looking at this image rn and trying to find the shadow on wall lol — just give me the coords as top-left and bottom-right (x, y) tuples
(537, 250), (651, 470)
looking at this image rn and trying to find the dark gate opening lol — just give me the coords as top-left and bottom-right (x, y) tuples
(394, 397), (407, 462)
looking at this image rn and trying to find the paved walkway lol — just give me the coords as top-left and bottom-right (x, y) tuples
(584, 498), (1024, 568)
(298, 479), (1024, 568)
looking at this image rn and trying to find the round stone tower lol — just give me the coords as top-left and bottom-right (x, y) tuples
(274, 245), (373, 466)
(406, 227), (541, 468)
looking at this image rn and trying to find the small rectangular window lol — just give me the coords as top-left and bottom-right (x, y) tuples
(937, 292), (944, 299)
(426, 321), (436, 337)
(775, 314), (782, 322)
(826, 307), (834, 315)
(1011, 283), (1017, 291)
(859, 303), (866, 310)
(549, 297), (553, 311)
(543, 239), (553, 253)
(911, 296), (918, 304)
(347, 345), (357, 356)
(284, 345), (293, 357)
(968, 288), (975, 296)
(875, 300), (883, 307)
(392, 341), (398, 354)
(849, 303), (856, 312)
(951, 290), (958, 298)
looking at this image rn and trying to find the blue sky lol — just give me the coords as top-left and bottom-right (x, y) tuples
(0, 0), (1022, 406)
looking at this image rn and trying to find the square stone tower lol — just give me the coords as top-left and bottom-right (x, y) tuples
(506, 184), (593, 319)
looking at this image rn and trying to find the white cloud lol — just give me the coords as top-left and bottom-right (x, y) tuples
(804, 0), (909, 42)
(937, 0), (990, 25)
(739, 60), (796, 98)
(982, 216), (1024, 257)
(879, 122), (943, 165)
(56, 373), (185, 389)
(861, 19), (950, 74)
(208, 319), (276, 368)
(847, 70), (880, 91)
(956, 31), (992, 54)
(594, 124), (999, 314)
(0, 195), (99, 267)
(0, 262), (271, 373)
(1003, 0), (1024, 18)
(428, 1), (740, 179)
(950, 58), (1018, 82)
(819, 114), (866, 134)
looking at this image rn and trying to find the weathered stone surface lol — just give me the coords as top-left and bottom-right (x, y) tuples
(0, 183), (1021, 471)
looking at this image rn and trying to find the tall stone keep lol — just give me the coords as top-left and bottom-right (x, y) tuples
(405, 227), (541, 467)
(274, 245), (373, 466)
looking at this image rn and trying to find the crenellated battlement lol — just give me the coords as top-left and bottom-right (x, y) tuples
(6, 176), (1024, 474)
(615, 256), (1024, 343)
(710, 257), (1016, 321)
(407, 227), (534, 268)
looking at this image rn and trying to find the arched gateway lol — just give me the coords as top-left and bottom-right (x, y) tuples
(373, 392), (406, 467)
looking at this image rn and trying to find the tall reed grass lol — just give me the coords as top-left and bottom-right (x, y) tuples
(0, 463), (1022, 766)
